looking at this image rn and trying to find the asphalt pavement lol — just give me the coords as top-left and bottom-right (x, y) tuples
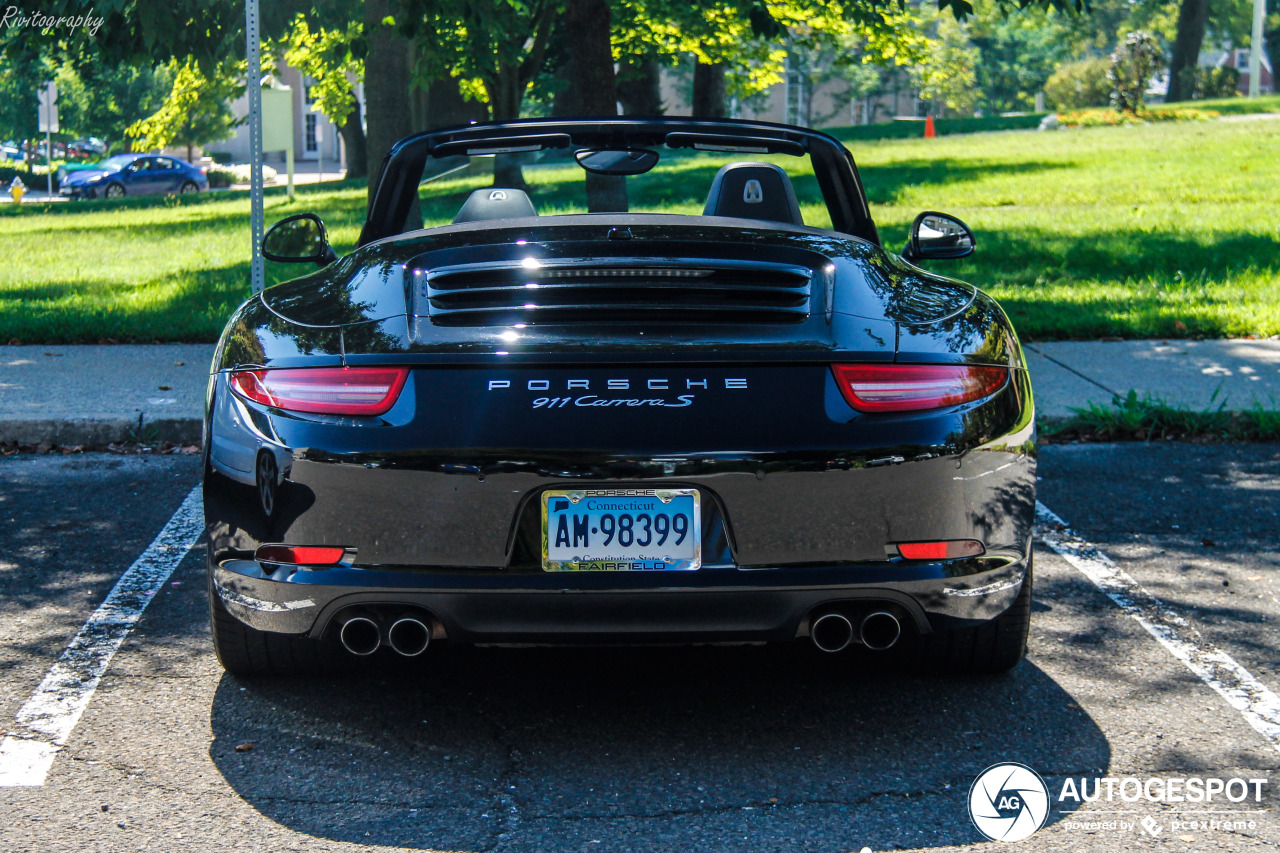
(3, 338), (1279, 446)
(0, 443), (1277, 851)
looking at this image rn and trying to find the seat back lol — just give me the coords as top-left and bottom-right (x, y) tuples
(702, 162), (803, 226)
(453, 188), (538, 223)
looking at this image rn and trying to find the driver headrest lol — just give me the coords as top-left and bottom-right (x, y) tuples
(702, 162), (804, 226)
(453, 187), (538, 224)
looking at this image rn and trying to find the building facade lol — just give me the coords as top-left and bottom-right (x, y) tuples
(218, 66), (353, 168)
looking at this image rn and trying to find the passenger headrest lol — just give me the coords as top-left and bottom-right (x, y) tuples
(702, 162), (804, 226)
(453, 188), (538, 224)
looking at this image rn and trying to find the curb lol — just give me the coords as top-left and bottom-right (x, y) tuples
(0, 418), (202, 447)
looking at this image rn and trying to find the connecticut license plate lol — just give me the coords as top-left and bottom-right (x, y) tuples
(541, 488), (701, 571)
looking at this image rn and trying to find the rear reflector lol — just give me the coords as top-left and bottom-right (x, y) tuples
(255, 545), (346, 565)
(895, 540), (985, 560)
(231, 367), (408, 415)
(832, 364), (1008, 413)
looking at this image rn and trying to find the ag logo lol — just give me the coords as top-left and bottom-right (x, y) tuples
(968, 763), (1050, 842)
(742, 179), (763, 203)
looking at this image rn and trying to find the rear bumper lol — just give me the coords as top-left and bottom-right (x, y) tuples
(211, 551), (1030, 644)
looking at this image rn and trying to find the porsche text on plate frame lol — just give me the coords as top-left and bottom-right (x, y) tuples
(203, 116), (1036, 675)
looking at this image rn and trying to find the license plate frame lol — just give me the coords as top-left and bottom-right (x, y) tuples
(541, 488), (702, 572)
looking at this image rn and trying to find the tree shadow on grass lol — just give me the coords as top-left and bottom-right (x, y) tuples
(209, 645), (1109, 852)
(858, 158), (1072, 206)
(954, 226), (1279, 287)
(0, 263), (258, 343)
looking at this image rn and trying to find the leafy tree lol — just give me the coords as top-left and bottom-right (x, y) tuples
(1044, 57), (1112, 108)
(614, 1), (930, 118)
(396, 0), (560, 186)
(53, 62), (172, 148)
(400, 0), (559, 122)
(0, 42), (49, 161)
(911, 16), (981, 116)
(1109, 30), (1163, 113)
(127, 58), (243, 159)
(275, 15), (368, 178)
(966, 9), (1071, 112)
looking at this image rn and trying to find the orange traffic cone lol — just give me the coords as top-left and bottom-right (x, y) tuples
(924, 116), (937, 139)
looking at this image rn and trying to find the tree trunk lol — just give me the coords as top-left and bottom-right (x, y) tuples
(566, 0), (625, 212)
(549, 59), (578, 116)
(338, 88), (368, 180)
(1165, 0), (1210, 102)
(363, 0), (415, 200)
(424, 77), (486, 129)
(486, 64), (528, 189)
(691, 62), (728, 118)
(617, 57), (662, 115)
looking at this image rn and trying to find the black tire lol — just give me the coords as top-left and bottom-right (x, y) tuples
(104, 182), (125, 199)
(908, 554), (1033, 675)
(208, 574), (323, 676)
(179, 180), (198, 194)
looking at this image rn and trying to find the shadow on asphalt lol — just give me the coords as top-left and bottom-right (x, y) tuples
(208, 644), (1109, 852)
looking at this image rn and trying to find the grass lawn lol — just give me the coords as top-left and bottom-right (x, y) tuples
(1, 113), (1278, 343)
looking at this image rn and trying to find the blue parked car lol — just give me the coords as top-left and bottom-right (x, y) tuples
(59, 154), (209, 200)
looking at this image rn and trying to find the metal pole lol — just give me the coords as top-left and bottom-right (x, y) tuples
(246, 0), (265, 294)
(45, 114), (52, 198)
(1250, 0), (1266, 98)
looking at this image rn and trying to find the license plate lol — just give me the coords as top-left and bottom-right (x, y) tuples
(541, 488), (701, 571)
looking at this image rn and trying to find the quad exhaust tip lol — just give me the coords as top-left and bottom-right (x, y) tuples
(859, 610), (902, 651)
(339, 616), (381, 656)
(810, 612), (855, 653)
(387, 617), (431, 657)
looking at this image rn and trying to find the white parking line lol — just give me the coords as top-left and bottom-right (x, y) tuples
(1035, 501), (1280, 755)
(0, 486), (203, 787)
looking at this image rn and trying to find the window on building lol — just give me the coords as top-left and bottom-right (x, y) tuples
(305, 114), (318, 152)
(305, 83), (316, 104)
(785, 57), (810, 127)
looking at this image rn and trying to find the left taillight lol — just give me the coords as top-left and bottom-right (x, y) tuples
(831, 363), (1008, 413)
(230, 367), (408, 415)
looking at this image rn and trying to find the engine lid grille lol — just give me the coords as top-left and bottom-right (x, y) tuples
(419, 259), (813, 326)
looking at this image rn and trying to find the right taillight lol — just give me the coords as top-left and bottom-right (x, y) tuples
(831, 364), (1008, 413)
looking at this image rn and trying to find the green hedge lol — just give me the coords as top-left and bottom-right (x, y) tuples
(0, 166), (59, 191)
(823, 113), (1049, 142)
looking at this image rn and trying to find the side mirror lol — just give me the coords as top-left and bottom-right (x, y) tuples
(903, 211), (975, 262)
(262, 213), (338, 266)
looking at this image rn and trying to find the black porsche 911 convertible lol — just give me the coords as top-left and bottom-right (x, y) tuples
(203, 117), (1036, 676)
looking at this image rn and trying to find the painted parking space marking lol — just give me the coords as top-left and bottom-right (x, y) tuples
(0, 486), (203, 787)
(1035, 501), (1280, 755)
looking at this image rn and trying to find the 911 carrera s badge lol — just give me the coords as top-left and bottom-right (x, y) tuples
(542, 488), (702, 571)
(488, 376), (747, 409)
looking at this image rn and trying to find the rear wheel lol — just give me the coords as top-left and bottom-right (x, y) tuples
(908, 554), (1033, 674)
(179, 180), (198, 194)
(208, 574), (323, 676)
